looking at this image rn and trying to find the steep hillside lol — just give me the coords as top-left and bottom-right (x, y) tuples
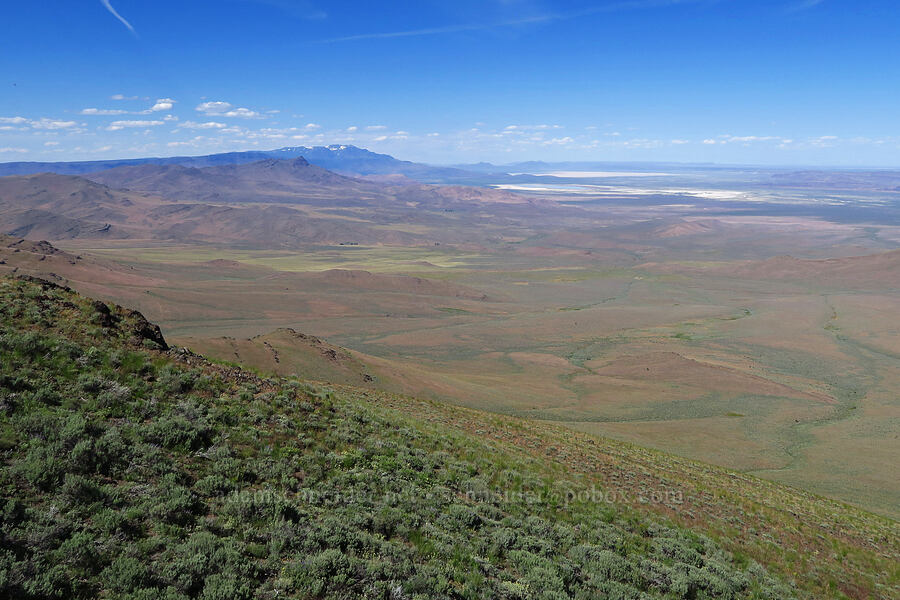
(0, 276), (897, 599)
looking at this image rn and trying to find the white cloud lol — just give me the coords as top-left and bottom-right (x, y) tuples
(195, 101), (261, 118)
(304, 123), (321, 130)
(0, 116), (28, 124)
(0, 147), (28, 153)
(346, 126), (358, 132)
(81, 108), (129, 115)
(149, 98), (176, 112)
(810, 135), (839, 147)
(366, 125), (387, 131)
(107, 119), (165, 131)
(702, 139), (717, 145)
(30, 118), (79, 130)
(623, 138), (664, 149)
(111, 94), (139, 101)
(196, 101), (234, 114)
(44, 141), (60, 147)
(504, 124), (561, 132)
(670, 139), (689, 145)
(427, 132), (440, 137)
(543, 136), (574, 146)
(179, 121), (227, 129)
(225, 108), (261, 117)
(721, 135), (779, 143)
(373, 135), (388, 141)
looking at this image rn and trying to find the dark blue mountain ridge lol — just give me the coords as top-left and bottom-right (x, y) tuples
(0, 145), (486, 183)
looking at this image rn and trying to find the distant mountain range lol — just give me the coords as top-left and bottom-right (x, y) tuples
(0, 145), (732, 181)
(5, 145), (900, 191)
(0, 156), (541, 248)
(0, 145), (486, 183)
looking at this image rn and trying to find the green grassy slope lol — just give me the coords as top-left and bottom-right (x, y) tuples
(0, 276), (896, 599)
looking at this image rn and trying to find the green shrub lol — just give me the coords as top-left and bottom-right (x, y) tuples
(0, 280), (803, 600)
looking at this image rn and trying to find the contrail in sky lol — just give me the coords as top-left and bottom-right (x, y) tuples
(100, 0), (137, 36)
(314, 0), (720, 44)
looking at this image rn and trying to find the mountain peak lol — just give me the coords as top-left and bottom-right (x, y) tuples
(257, 156), (310, 169)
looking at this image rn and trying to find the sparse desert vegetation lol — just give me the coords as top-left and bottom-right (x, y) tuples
(1, 277), (897, 599)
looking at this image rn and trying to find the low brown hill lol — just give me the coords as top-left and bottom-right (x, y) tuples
(85, 157), (538, 209)
(0, 173), (141, 239)
(653, 219), (726, 238)
(170, 328), (379, 387)
(0, 235), (165, 291)
(0, 173), (424, 247)
(86, 157), (388, 206)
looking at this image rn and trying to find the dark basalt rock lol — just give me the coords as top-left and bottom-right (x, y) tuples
(14, 274), (72, 292)
(126, 309), (168, 350)
(92, 300), (121, 328)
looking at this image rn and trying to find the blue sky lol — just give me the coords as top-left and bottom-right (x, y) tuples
(1, 0), (898, 166)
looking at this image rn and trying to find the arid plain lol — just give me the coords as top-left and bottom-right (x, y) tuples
(2, 158), (898, 518)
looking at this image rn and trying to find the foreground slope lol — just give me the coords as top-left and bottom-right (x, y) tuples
(0, 277), (897, 599)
